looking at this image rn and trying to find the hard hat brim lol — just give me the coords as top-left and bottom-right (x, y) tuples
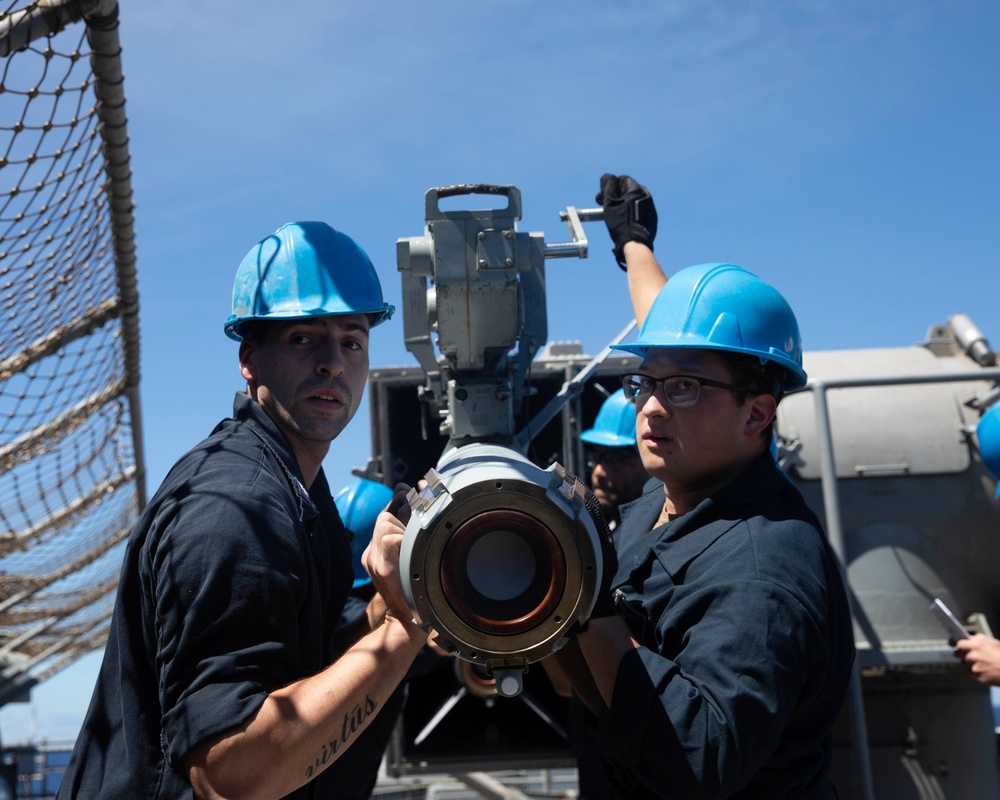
(224, 304), (395, 341)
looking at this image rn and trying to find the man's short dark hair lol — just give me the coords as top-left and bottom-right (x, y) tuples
(717, 351), (787, 441)
(717, 351), (787, 405)
(240, 314), (378, 342)
(239, 319), (270, 342)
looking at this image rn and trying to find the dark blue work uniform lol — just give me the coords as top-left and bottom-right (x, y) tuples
(57, 393), (356, 799)
(599, 453), (855, 799)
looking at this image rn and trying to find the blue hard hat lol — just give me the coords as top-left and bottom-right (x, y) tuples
(225, 221), (395, 341)
(581, 389), (636, 448)
(334, 477), (395, 589)
(610, 263), (808, 391)
(977, 404), (1000, 498)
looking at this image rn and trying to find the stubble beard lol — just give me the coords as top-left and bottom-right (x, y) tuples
(274, 382), (358, 447)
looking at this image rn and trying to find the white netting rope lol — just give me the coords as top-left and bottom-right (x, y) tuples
(0, 0), (140, 689)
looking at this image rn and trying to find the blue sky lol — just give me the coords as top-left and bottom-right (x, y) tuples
(2, 0), (998, 744)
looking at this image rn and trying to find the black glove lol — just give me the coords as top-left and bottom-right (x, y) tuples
(583, 486), (619, 621)
(595, 173), (658, 270)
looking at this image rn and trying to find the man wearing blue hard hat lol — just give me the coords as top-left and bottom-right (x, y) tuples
(552, 177), (856, 799)
(59, 223), (428, 800)
(581, 388), (651, 531)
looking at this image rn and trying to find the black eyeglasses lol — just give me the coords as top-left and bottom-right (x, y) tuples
(620, 373), (743, 408)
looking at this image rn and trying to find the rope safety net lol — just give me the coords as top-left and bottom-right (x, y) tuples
(0, 0), (141, 698)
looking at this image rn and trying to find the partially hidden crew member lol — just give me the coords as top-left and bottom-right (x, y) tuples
(581, 387), (652, 531)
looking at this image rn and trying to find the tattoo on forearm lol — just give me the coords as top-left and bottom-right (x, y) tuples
(304, 695), (378, 779)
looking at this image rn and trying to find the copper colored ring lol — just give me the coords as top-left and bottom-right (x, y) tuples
(439, 509), (566, 635)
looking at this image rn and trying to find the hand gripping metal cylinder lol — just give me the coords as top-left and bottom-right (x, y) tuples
(399, 443), (605, 697)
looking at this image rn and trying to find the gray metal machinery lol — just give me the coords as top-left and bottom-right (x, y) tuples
(778, 313), (1000, 799)
(391, 185), (615, 699)
(367, 183), (1000, 795)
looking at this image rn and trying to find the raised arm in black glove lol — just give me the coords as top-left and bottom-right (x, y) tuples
(595, 173), (658, 270)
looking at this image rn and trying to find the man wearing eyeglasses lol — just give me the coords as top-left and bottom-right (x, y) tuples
(552, 175), (855, 799)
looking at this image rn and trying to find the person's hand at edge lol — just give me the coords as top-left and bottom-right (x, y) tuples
(954, 633), (1000, 686)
